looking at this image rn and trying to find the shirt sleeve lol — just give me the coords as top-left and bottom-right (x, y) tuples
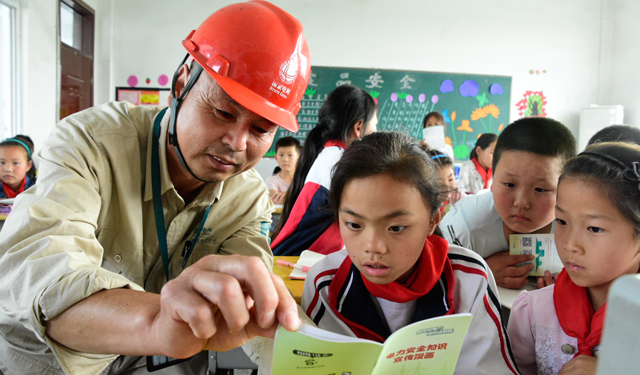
(507, 291), (538, 375)
(266, 174), (278, 191)
(217, 175), (275, 269)
(456, 162), (472, 193)
(0, 114), (144, 373)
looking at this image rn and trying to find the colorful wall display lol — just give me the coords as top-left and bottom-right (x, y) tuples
(267, 66), (511, 160)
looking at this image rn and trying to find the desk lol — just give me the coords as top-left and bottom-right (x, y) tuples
(272, 256), (305, 304)
(496, 280), (537, 310)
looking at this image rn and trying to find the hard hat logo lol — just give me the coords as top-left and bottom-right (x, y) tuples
(279, 60), (298, 85)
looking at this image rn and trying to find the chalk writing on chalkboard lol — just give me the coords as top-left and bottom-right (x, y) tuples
(266, 66), (511, 161)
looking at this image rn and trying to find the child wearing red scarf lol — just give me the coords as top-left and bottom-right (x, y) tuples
(457, 133), (497, 194)
(507, 142), (640, 375)
(0, 136), (37, 207)
(303, 132), (518, 374)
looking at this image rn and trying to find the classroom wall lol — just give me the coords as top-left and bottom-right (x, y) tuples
(15, 0), (640, 163)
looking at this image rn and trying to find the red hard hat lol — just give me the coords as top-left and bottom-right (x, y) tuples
(183, 1), (310, 132)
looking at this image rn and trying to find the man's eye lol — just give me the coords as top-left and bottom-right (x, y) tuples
(389, 226), (406, 233)
(215, 108), (234, 120)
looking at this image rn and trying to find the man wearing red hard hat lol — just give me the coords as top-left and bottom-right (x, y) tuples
(0, 2), (310, 374)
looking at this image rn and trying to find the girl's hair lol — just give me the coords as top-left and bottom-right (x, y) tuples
(272, 84), (376, 238)
(469, 133), (498, 160)
(0, 135), (37, 180)
(420, 145), (453, 170)
(422, 112), (446, 128)
(330, 132), (445, 235)
(560, 142), (640, 238)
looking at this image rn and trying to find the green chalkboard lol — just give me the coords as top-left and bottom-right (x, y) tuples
(266, 66), (511, 161)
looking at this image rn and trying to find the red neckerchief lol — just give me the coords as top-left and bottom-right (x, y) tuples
(1, 177), (26, 199)
(471, 157), (492, 189)
(327, 235), (455, 342)
(553, 269), (606, 358)
(324, 140), (347, 149)
(361, 235), (454, 302)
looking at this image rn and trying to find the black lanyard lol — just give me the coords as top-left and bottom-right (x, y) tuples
(151, 108), (211, 281)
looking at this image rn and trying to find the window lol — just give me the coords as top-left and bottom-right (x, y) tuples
(0, 0), (17, 139)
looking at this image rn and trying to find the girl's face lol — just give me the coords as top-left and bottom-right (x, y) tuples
(0, 145), (32, 190)
(338, 173), (438, 284)
(424, 115), (442, 128)
(555, 177), (640, 300)
(438, 165), (457, 190)
(274, 145), (300, 173)
(476, 141), (497, 170)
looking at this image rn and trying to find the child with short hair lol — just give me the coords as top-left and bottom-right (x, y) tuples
(266, 136), (301, 204)
(0, 136), (37, 199)
(441, 118), (577, 289)
(303, 132), (518, 374)
(457, 133), (498, 194)
(507, 142), (640, 375)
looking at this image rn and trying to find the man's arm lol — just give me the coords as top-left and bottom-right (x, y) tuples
(46, 254), (300, 358)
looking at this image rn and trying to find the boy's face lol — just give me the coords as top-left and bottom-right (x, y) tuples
(492, 150), (561, 235)
(274, 145), (300, 173)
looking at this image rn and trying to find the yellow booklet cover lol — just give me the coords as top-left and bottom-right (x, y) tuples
(272, 313), (472, 375)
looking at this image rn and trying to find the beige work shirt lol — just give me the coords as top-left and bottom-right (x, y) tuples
(0, 102), (274, 374)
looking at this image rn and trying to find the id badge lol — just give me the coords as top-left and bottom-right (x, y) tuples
(146, 355), (190, 372)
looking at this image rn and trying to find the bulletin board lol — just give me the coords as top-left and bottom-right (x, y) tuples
(115, 87), (170, 107)
(268, 66), (511, 160)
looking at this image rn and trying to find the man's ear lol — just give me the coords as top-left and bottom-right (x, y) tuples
(167, 64), (191, 106)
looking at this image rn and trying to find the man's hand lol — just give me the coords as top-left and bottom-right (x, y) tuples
(558, 355), (597, 375)
(485, 251), (534, 289)
(151, 254), (300, 357)
(46, 254), (299, 359)
(536, 270), (559, 289)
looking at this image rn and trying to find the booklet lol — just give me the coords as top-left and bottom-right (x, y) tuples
(272, 313), (472, 375)
(422, 125), (446, 148)
(509, 233), (564, 276)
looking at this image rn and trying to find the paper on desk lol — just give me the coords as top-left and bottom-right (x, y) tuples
(509, 233), (564, 276)
(289, 250), (326, 280)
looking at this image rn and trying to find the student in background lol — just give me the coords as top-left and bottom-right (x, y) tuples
(457, 133), (497, 194)
(267, 136), (301, 204)
(441, 118), (577, 289)
(422, 147), (466, 211)
(587, 124), (640, 146)
(508, 142), (640, 375)
(271, 84), (377, 255)
(420, 111), (455, 161)
(0, 135), (37, 201)
(303, 132), (518, 374)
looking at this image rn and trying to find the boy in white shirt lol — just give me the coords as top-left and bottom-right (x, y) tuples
(441, 117), (576, 289)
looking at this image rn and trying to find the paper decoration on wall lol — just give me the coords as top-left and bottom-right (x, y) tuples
(145, 78), (151, 84)
(490, 84), (503, 95)
(127, 75), (138, 87)
(440, 80), (454, 93)
(158, 74), (169, 86)
(475, 92), (489, 107)
(140, 90), (160, 105)
(528, 70), (547, 75)
(431, 95), (439, 104)
(459, 80), (479, 97)
(418, 94), (426, 103)
(515, 91), (547, 117)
